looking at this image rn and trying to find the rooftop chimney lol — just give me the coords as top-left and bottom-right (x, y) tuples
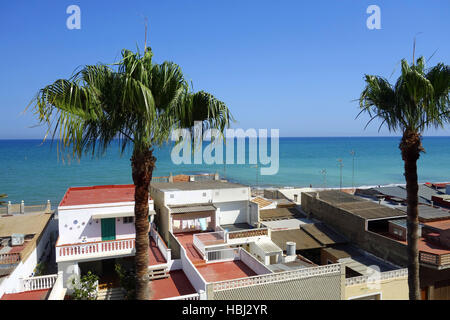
(46, 200), (51, 213)
(20, 200), (24, 214)
(7, 201), (12, 214)
(168, 173), (173, 183)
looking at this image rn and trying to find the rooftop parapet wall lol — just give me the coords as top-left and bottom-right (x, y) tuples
(208, 263), (343, 300)
(301, 192), (366, 243)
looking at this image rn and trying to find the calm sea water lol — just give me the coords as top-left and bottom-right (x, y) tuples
(0, 137), (449, 205)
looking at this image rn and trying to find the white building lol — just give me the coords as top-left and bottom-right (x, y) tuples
(150, 178), (259, 238)
(55, 184), (171, 296)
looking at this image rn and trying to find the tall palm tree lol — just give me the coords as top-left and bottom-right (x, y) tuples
(358, 56), (449, 300)
(29, 47), (233, 300)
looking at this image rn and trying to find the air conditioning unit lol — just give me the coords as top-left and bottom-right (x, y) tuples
(11, 233), (25, 246)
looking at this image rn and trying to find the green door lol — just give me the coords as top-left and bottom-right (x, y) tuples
(101, 218), (116, 241)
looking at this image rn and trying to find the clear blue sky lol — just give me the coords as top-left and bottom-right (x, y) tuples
(1, 0), (449, 138)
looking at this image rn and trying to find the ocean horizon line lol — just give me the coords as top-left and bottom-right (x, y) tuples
(1, 135), (450, 141)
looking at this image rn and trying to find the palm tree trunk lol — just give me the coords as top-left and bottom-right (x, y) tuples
(131, 148), (156, 300)
(400, 129), (423, 300)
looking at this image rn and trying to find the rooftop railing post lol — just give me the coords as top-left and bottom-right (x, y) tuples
(199, 289), (207, 300)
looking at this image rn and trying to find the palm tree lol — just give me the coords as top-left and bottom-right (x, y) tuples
(358, 56), (449, 300)
(29, 47), (233, 300)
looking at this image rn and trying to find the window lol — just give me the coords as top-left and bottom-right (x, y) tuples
(123, 217), (134, 224)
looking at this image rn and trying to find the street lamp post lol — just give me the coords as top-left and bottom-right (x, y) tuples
(350, 150), (355, 192)
(320, 169), (327, 189)
(337, 159), (343, 191)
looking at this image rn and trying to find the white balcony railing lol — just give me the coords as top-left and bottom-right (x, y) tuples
(161, 293), (201, 300)
(206, 248), (240, 262)
(212, 263), (341, 292)
(0, 252), (21, 265)
(193, 231), (225, 254)
(19, 274), (58, 292)
(226, 228), (270, 242)
(56, 238), (135, 261)
(345, 268), (408, 286)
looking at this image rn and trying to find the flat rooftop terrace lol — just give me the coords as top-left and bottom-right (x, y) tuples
(175, 232), (207, 264)
(260, 207), (303, 221)
(271, 228), (323, 251)
(1, 288), (50, 300)
(148, 237), (166, 266)
(59, 184), (137, 207)
(149, 270), (196, 300)
(196, 260), (257, 282)
(262, 217), (314, 230)
(221, 223), (253, 232)
(0, 212), (52, 238)
(152, 180), (246, 192)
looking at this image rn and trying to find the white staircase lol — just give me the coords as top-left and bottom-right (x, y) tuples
(97, 287), (125, 300)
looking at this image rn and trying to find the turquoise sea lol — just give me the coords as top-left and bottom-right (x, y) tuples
(0, 137), (449, 206)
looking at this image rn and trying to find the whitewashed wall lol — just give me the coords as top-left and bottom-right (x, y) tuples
(162, 187), (249, 206)
(239, 249), (273, 275)
(57, 201), (153, 245)
(215, 201), (249, 225)
(164, 190), (212, 205)
(249, 201), (259, 226)
(212, 187), (250, 203)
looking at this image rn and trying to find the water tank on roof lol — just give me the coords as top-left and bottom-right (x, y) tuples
(11, 233), (24, 246)
(286, 241), (296, 256)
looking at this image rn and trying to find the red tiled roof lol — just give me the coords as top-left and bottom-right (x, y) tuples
(59, 184), (137, 207)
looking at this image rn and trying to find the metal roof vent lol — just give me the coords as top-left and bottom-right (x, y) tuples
(286, 241), (296, 256)
(11, 233), (25, 246)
